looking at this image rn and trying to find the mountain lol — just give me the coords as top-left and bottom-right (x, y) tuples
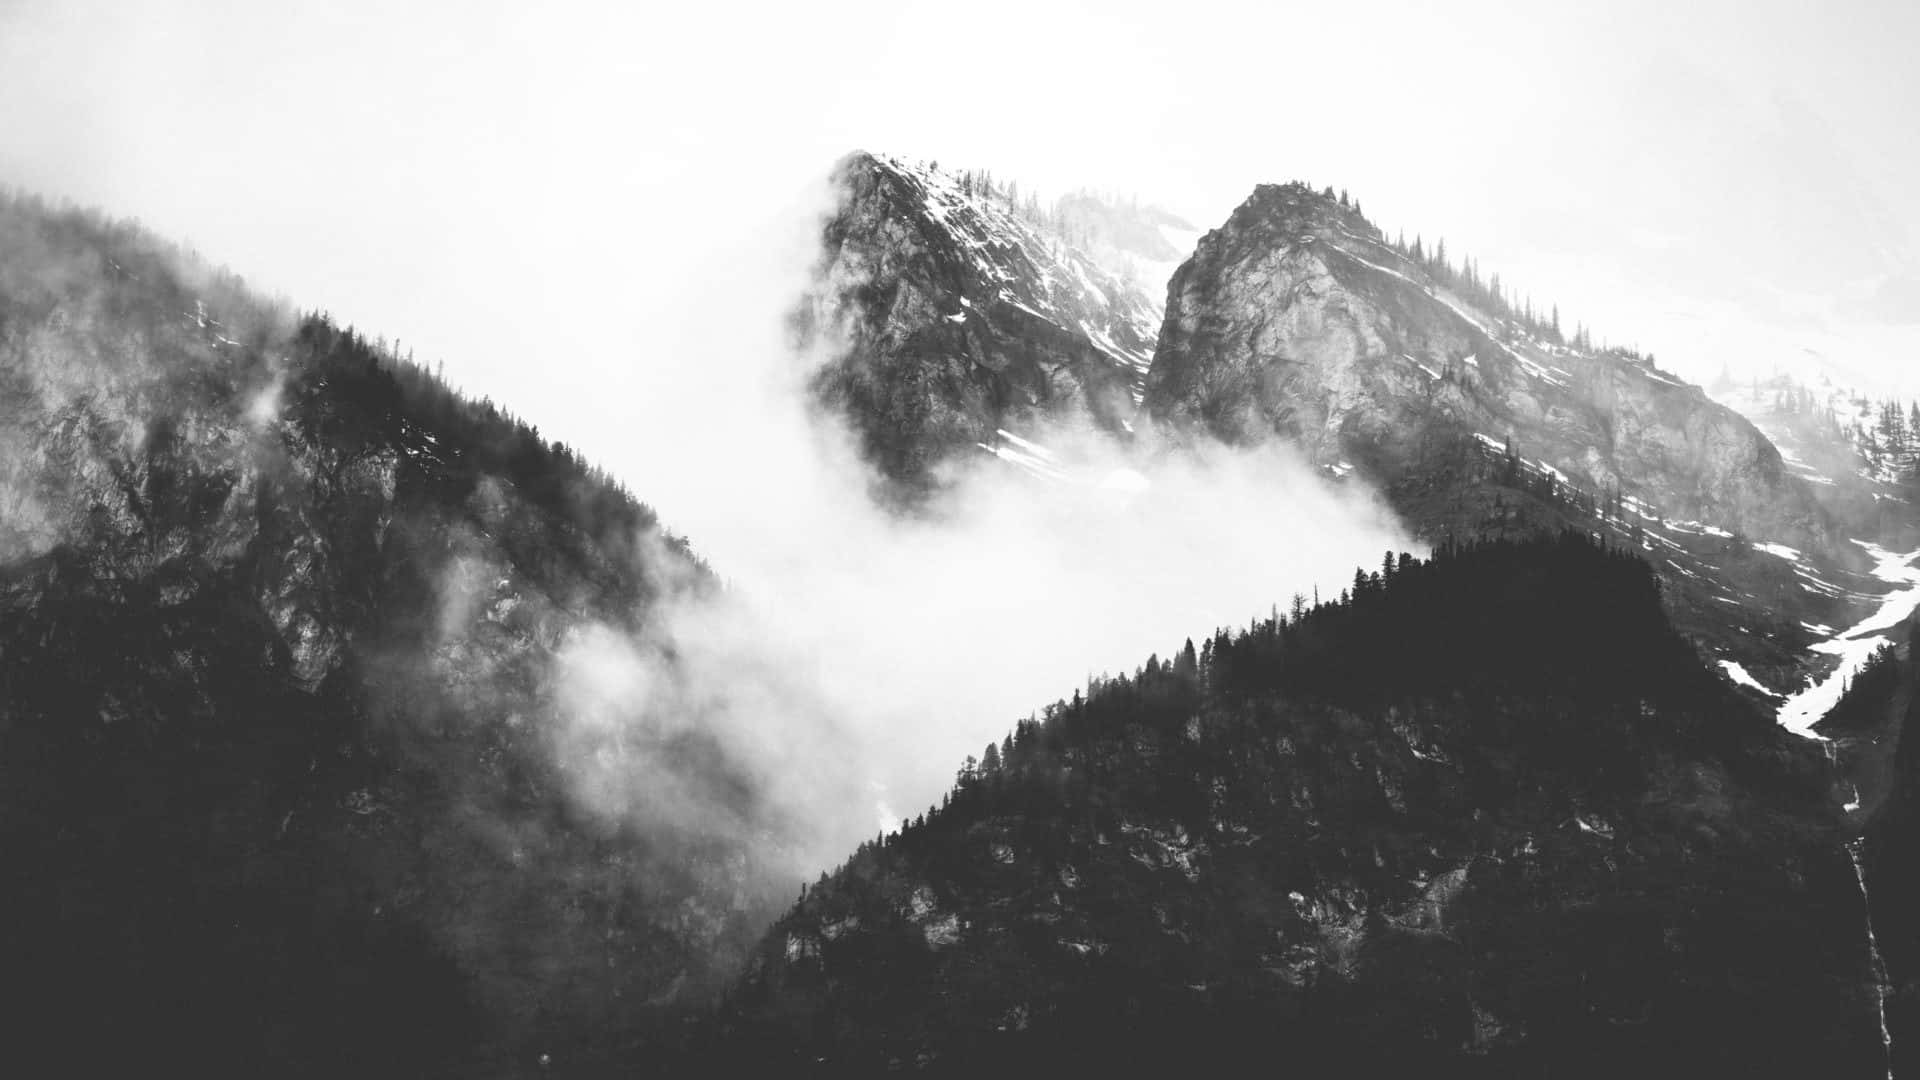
(792, 152), (1180, 502)
(1145, 183), (1907, 688)
(11, 152), (1917, 1077)
(725, 157), (1920, 1072)
(801, 159), (1920, 716)
(685, 535), (1887, 1076)
(0, 192), (822, 1075)
(1148, 183), (1826, 548)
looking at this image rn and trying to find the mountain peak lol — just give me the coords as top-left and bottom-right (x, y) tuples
(1237, 179), (1380, 237)
(1146, 173), (1867, 697)
(796, 150), (1171, 501)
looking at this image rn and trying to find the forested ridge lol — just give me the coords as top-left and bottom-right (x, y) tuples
(673, 534), (1873, 1078)
(0, 187), (763, 1077)
(0, 186), (691, 577)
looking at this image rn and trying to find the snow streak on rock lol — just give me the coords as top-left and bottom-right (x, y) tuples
(874, 156), (1167, 386)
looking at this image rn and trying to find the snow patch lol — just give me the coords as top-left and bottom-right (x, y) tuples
(1719, 659), (1781, 698)
(1668, 519), (1733, 539)
(1777, 542), (1920, 738)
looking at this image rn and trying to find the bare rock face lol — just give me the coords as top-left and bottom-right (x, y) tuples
(795, 152), (1165, 502)
(1146, 182), (1835, 557)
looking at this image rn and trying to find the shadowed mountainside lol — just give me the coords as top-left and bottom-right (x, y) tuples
(0, 191), (834, 1076)
(678, 535), (1884, 1076)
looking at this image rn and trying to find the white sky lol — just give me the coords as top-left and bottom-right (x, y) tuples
(4, 0), (1919, 842)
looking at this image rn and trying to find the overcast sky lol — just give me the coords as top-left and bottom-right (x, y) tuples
(5, 0), (1918, 841)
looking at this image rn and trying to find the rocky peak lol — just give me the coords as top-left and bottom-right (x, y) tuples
(794, 151), (1171, 503)
(1144, 176), (1896, 687)
(831, 152), (1164, 365)
(1216, 180), (1381, 245)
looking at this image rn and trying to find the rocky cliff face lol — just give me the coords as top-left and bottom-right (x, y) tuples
(794, 152), (1175, 502)
(1137, 180), (1919, 702)
(686, 537), (1887, 1076)
(0, 195), (805, 1075)
(797, 159), (1899, 709)
(1147, 182), (1834, 555)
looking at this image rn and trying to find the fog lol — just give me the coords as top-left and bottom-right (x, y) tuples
(525, 169), (1407, 863)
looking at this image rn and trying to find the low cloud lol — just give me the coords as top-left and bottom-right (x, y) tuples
(536, 174), (1415, 881)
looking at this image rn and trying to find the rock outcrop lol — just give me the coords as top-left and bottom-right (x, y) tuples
(1137, 180), (1903, 700)
(1146, 182), (1835, 557)
(794, 152), (1174, 502)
